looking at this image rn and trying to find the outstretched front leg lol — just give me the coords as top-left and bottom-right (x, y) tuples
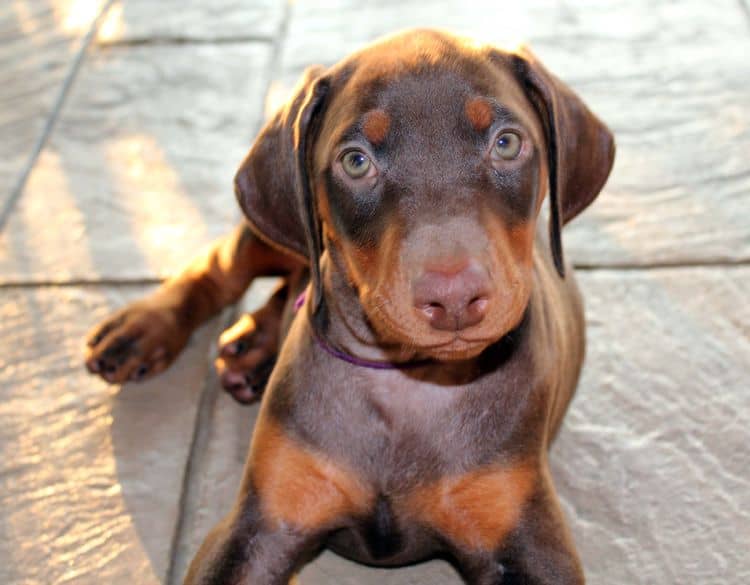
(85, 223), (301, 384)
(499, 469), (584, 584)
(449, 463), (584, 585)
(183, 505), (311, 585)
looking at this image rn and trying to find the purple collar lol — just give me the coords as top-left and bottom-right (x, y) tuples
(295, 291), (433, 371)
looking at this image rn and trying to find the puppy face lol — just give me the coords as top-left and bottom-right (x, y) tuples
(234, 30), (614, 362)
(313, 33), (548, 360)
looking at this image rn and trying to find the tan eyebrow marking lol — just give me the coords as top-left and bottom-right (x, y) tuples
(361, 109), (391, 145)
(465, 96), (494, 132)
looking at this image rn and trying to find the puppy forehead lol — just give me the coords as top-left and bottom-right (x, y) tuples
(321, 52), (538, 149)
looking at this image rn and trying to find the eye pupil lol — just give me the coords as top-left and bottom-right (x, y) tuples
(342, 150), (372, 178)
(493, 132), (522, 160)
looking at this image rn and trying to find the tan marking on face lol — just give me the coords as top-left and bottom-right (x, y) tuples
(250, 417), (373, 531)
(338, 223), (418, 345)
(362, 109), (391, 145)
(403, 462), (537, 550)
(338, 221), (401, 295)
(465, 96), (494, 133)
(506, 221), (536, 268)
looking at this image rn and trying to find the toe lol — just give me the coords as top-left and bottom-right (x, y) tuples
(227, 385), (260, 405)
(129, 363), (151, 382)
(218, 314), (257, 357)
(86, 313), (125, 348)
(219, 369), (247, 391)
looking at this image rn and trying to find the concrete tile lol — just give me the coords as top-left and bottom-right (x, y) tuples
(0, 0), (101, 197)
(0, 42), (271, 283)
(169, 268), (750, 584)
(98, 0), (284, 44)
(270, 0), (750, 266)
(553, 267), (750, 584)
(0, 284), (223, 584)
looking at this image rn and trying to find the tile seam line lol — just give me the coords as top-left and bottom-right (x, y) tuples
(163, 1), (296, 582)
(162, 309), (236, 585)
(100, 34), (276, 48)
(574, 258), (750, 271)
(0, 0), (118, 233)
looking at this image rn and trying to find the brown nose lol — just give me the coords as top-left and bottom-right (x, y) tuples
(412, 260), (491, 331)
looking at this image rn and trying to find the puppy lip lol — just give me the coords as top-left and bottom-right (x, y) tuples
(418, 333), (496, 351)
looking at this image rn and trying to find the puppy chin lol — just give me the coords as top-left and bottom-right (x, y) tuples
(363, 300), (527, 363)
(368, 315), (495, 362)
(422, 340), (490, 362)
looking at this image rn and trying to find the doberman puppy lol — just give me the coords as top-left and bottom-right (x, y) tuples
(85, 30), (614, 584)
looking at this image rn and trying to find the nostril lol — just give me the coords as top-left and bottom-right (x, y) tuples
(468, 296), (488, 311)
(421, 302), (446, 319)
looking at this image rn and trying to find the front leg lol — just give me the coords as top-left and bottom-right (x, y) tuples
(184, 499), (314, 585)
(85, 223), (301, 383)
(186, 412), (374, 584)
(499, 467), (584, 585)
(446, 463), (583, 585)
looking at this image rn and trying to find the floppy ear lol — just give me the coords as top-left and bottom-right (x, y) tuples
(510, 47), (615, 277)
(234, 66), (330, 309)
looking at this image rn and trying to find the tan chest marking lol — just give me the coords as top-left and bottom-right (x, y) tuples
(250, 418), (373, 532)
(403, 463), (537, 551)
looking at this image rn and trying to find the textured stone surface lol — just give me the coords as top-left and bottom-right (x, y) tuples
(0, 0), (99, 199)
(98, 0), (284, 44)
(554, 267), (750, 584)
(0, 285), (223, 584)
(0, 42), (271, 283)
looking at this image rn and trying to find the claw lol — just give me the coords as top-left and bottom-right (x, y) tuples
(132, 364), (149, 381)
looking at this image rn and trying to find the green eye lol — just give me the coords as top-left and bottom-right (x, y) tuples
(341, 150), (372, 178)
(493, 132), (522, 160)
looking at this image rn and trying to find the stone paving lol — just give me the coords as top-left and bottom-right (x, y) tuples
(1, 1), (749, 583)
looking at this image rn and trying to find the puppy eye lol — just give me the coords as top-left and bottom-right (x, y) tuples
(492, 131), (522, 160)
(341, 150), (372, 178)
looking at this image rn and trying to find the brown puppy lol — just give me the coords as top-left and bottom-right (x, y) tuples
(86, 30), (614, 584)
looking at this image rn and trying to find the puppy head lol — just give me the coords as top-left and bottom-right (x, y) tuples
(235, 30), (615, 361)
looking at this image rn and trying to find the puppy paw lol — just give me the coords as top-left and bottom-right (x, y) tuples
(215, 309), (280, 405)
(85, 299), (190, 384)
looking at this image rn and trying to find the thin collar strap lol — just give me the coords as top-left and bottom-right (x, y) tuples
(294, 291), (433, 371)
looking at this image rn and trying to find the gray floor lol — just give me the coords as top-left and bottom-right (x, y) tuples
(1, 1), (749, 584)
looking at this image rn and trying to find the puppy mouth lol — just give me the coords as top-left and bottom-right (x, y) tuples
(420, 335), (498, 359)
(366, 302), (505, 357)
